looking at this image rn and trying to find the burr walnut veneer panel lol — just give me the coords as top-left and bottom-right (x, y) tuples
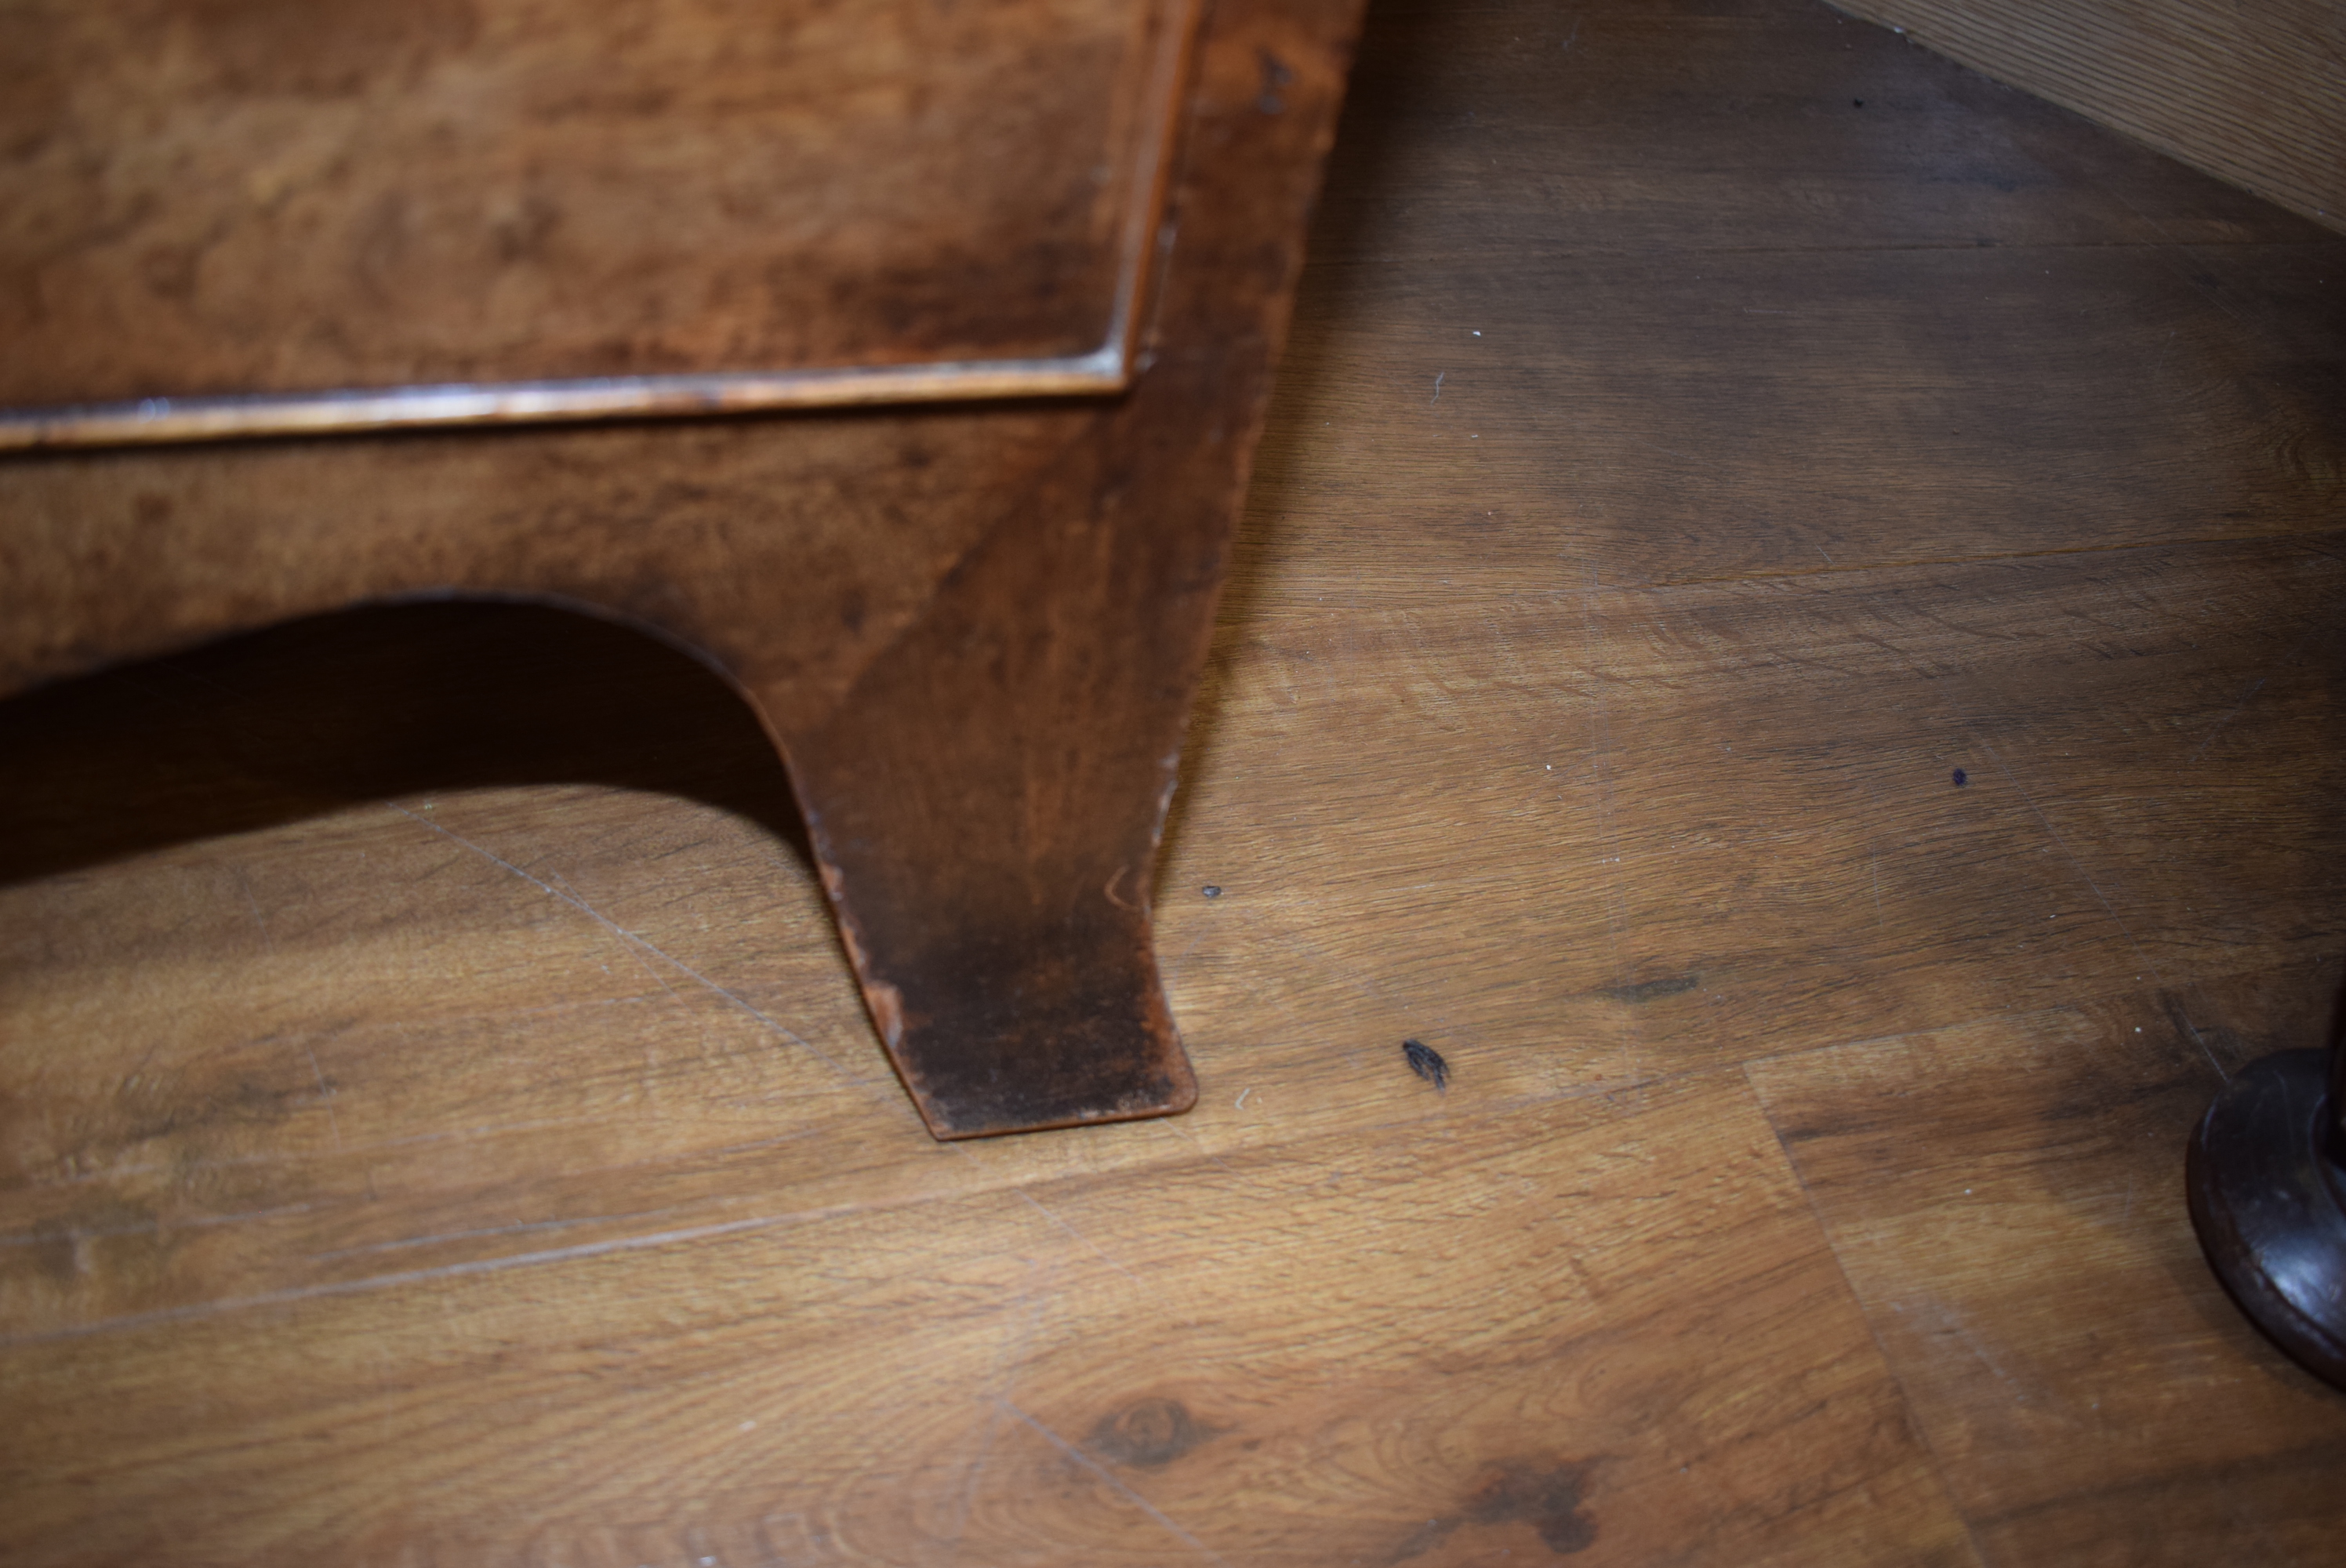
(0, 0), (1198, 442)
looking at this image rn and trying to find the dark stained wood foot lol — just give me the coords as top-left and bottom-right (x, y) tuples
(775, 706), (1200, 1140)
(752, 449), (1218, 1139)
(2187, 1047), (2346, 1389)
(815, 858), (1195, 1142)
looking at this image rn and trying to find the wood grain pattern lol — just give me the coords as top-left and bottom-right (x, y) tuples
(1, 0), (1368, 1138)
(2, 1073), (1977, 1566)
(5, 0), (2345, 1559)
(1316, 0), (2324, 257)
(1280, 0), (2341, 590)
(1746, 973), (2346, 1563)
(1164, 532), (2346, 1109)
(0, 0), (1193, 441)
(1836, 0), (2346, 235)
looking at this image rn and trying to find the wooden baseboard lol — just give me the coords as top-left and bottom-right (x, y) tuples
(1836, 0), (2346, 234)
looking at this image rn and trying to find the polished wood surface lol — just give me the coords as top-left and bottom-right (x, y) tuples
(1839, 0), (2346, 235)
(0, 0), (1193, 442)
(2, 0), (1366, 1138)
(5, 0), (2345, 1560)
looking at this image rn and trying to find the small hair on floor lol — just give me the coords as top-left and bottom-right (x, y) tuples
(1402, 1038), (1449, 1091)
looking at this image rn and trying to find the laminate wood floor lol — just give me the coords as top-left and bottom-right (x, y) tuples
(5, 2), (2342, 1563)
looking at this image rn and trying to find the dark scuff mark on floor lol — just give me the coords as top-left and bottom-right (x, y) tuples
(1600, 974), (1700, 1004)
(1390, 1457), (1600, 1560)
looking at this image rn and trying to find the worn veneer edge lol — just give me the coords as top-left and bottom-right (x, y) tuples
(0, 354), (1134, 451)
(0, 0), (1204, 453)
(1102, 0), (1205, 372)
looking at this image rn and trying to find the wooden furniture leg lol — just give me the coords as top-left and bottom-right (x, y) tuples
(0, 0), (1364, 1141)
(2188, 1027), (2346, 1388)
(763, 442), (1204, 1138)
(585, 0), (1364, 1138)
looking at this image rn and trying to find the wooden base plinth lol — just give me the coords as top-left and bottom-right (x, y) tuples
(2187, 1049), (2346, 1389)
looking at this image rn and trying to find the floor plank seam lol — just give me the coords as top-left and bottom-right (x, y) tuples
(1739, 1058), (2001, 1568)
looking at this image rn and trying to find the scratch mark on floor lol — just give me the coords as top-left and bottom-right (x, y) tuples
(542, 864), (688, 1086)
(2166, 997), (2230, 1087)
(385, 804), (857, 1080)
(1153, 1116), (1265, 1197)
(1955, 1323), (2025, 1403)
(307, 1207), (692, 1261)
(996, 1399), (1231, 1565)
(1431, 371), (1444, 404)
(946, 1260), (1058, 1566)
(1006, 1186), (1142, 1285)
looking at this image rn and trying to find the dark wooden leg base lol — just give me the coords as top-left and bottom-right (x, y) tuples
(2186, 1048), (2346, 1388)
(826, 905), (1193, 1141)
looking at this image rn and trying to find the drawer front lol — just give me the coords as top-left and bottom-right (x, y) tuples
(0, 0), (1192, 444)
